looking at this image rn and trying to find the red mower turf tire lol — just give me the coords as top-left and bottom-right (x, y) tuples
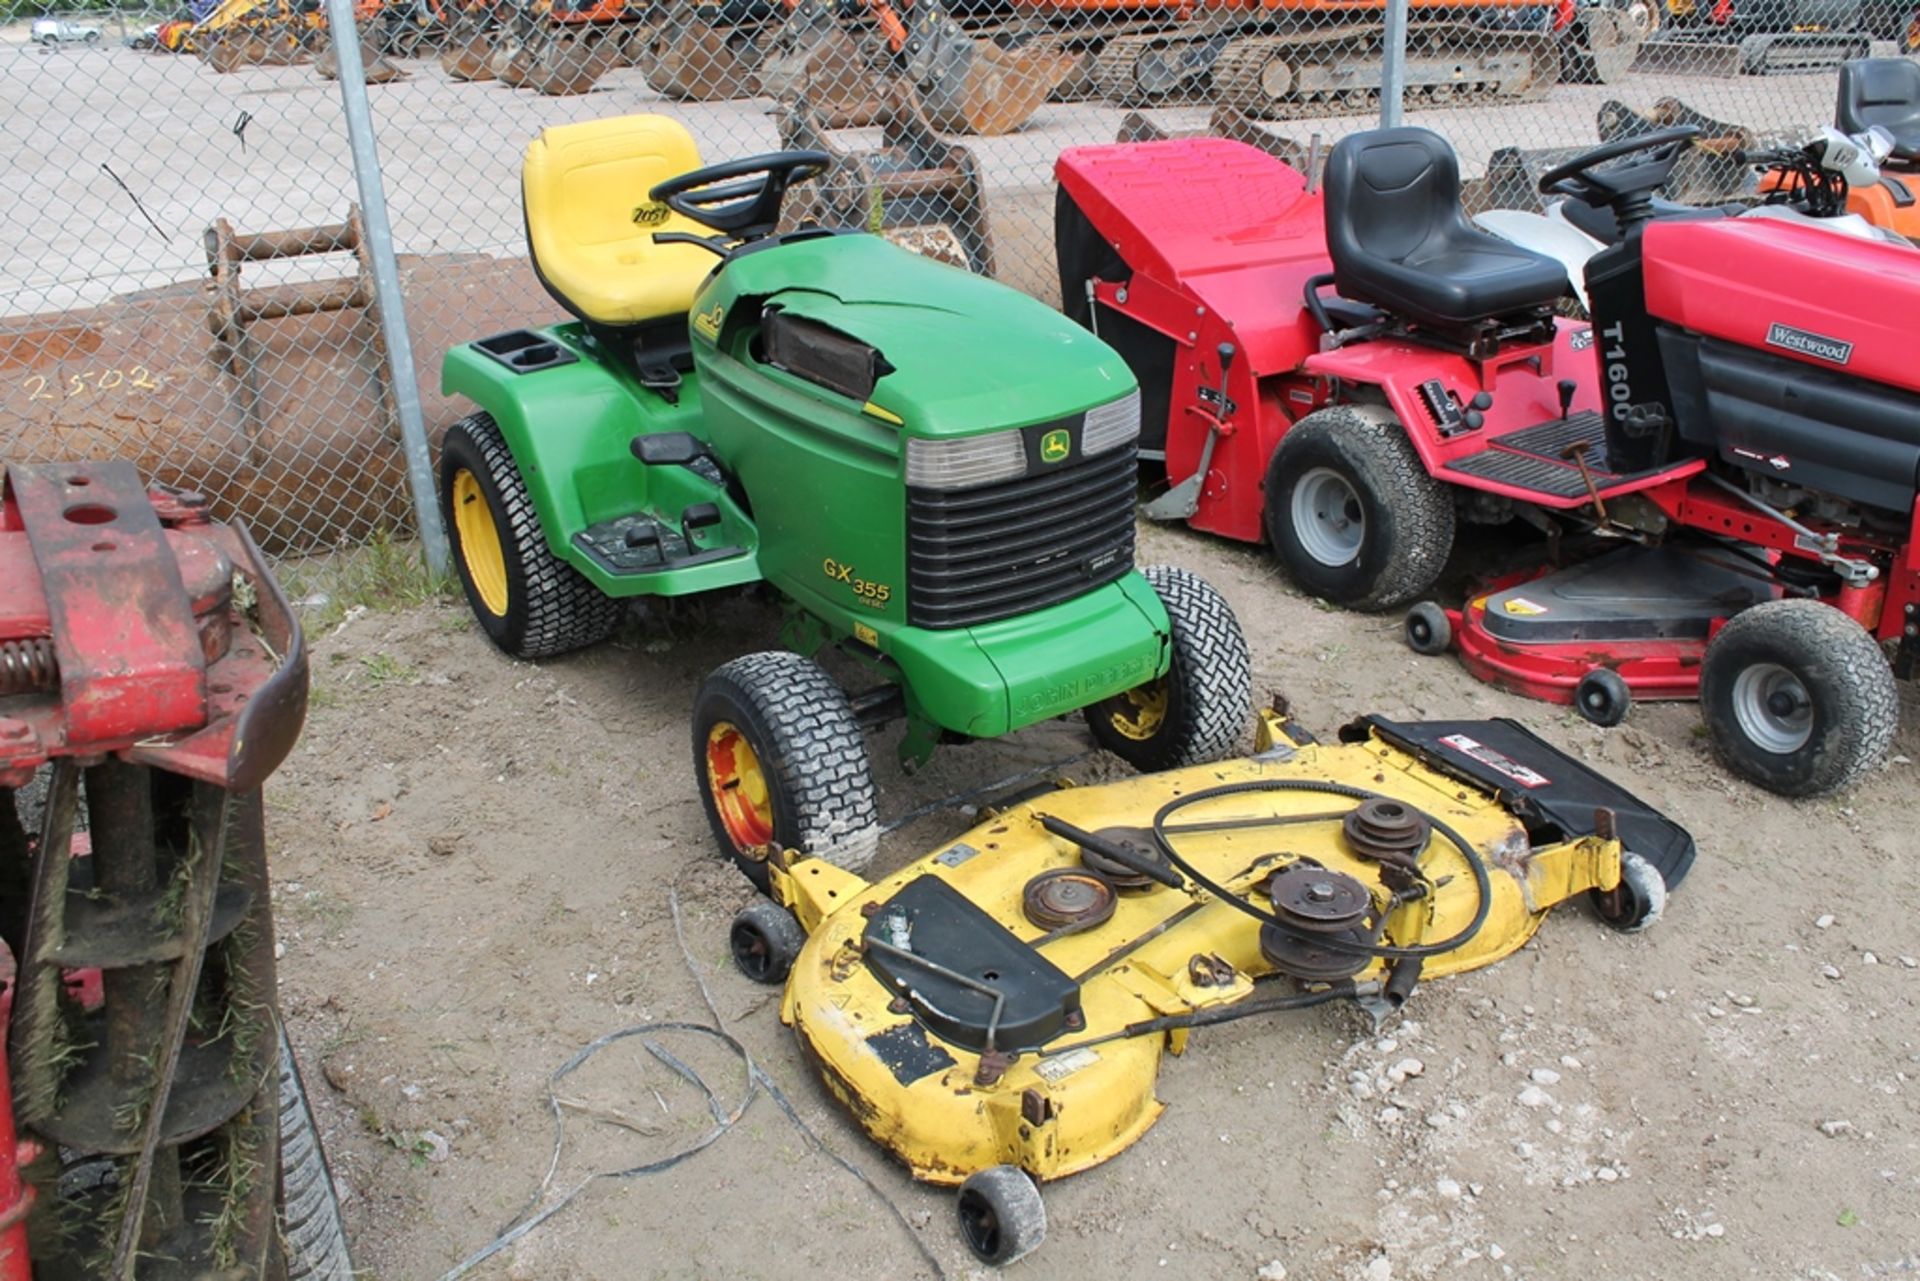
(1698, 599), (1897, 797)
(440, 411), (622, 661)
(1085, 564), (1251, 772)
(1263, 405), (1455, 613)
(692, 651), (879, 890)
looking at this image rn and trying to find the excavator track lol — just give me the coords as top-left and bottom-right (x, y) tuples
(1212, 20), (1555, 119)
(1090, 30), (1223, 105)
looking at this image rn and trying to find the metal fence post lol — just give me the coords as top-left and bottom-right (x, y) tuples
(322, 0), (450, 574)
(1379, 0), (1409, 129)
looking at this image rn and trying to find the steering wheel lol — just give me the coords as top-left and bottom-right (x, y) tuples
(649, 150), (832, 244)
(1537, 125), (1700, 209)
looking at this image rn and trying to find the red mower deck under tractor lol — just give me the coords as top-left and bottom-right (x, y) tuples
(1056, 126), (1917, 796)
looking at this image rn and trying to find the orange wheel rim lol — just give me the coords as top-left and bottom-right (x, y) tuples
(705, 721), (774, 853)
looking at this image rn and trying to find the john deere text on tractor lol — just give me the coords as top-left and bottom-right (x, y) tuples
(442, 115), (1250, 885)
(730, 705), (1691, 1265)
(1056, 126), (1915, 795)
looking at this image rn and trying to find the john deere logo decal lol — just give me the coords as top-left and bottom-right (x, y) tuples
(631, 202), (671, 226)
(691, 303), (724, 342)
(1039, 429), (1071, 464)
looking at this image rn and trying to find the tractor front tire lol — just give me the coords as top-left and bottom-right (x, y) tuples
(692, 651), (880, 889)
(440, 411), (622, 660)
(1263, 405), (1455, 612)
(1698, 599), (1897, 797)
(1085, 564), (1251, 771)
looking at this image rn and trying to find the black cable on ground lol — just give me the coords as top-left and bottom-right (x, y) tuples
(430, 884), (945, 1281)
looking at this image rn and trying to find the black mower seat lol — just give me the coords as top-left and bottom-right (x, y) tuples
(1837, 58), (1920, 166)
(1325, 127), (1567, 331)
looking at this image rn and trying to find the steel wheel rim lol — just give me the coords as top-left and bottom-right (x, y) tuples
(450, 468), (509, 617)
(1622, 0), (1657, 37)
(706, 722), (775, 852)
(1292, 467), (1365, 567)
(1106, 680), (1168, 742)
(1731, 662), (1812, 755)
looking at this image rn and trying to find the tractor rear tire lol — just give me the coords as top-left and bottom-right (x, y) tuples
(956, 1165), (1046, 1266)
(692, 651), (879, 889)
(1263, 406), (1455, 612)
(1698, 599), (1897, 797)
(279, 1027), (354, 1279)
(1085, 564), (1250, 771)
(440, 411), (622, 660)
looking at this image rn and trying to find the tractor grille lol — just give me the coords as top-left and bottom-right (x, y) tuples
(906, 443), (1137, 629)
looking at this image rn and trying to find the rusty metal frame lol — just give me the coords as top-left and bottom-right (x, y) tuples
(203, 206), (397, 451)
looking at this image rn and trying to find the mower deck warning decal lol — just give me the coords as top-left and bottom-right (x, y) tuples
(1764, 323), (1852, 366)
(1033, 1047), (1099, 1084)
(1439, 733), (1551, 789)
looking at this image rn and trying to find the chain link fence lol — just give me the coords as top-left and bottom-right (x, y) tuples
(3, 0), (1915, 556)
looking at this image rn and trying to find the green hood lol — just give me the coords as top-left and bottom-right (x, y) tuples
(703, 233), (1135, 437)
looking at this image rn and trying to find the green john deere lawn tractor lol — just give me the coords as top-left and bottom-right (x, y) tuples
(439, 114), (1250, 884)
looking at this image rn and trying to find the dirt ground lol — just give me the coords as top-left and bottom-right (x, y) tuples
(265, 519), (1920, 1281)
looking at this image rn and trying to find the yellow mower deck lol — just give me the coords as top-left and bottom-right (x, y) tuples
(764, 714), (1671, 1191)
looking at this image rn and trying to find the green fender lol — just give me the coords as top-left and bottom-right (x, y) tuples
(441, 327), (761, 597)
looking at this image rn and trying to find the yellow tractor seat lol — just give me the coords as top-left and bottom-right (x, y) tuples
(522, 114), (719, 328)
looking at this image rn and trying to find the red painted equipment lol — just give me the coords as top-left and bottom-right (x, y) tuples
(0, 462), (346, 1277)
(1057, 126), (1917, 796)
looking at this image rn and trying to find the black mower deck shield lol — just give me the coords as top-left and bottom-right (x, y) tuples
(1344, 717), (1697, 889)
(863, 874), (1082, 1054)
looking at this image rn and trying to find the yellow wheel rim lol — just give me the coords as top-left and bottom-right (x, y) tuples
(451, 468), (509, 618)
(1107, 680), (1169, 742)
(705, 722), (775, 854)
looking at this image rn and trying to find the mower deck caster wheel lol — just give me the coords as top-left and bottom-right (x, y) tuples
(1403, 601), (1452, 656)
(730, 897), (806, 984)
(1590, 850), (1666, 934)
(956, 1165), (1046, 1266)
(1574, 668), (1631, 728)
(1699, 599), (1897, 796)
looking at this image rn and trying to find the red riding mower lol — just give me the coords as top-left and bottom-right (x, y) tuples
(1056, 125), (1916, 796)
